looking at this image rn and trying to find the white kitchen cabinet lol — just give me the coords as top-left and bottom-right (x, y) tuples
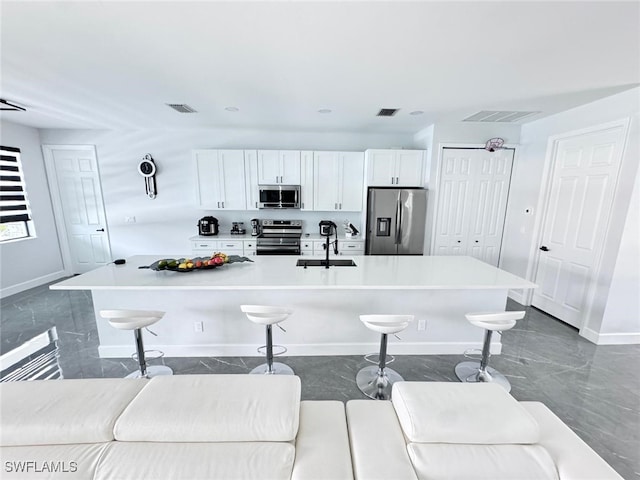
(244, 150), (259, 211)
(300, 151), (314, 210)
(366, 149), (424, 187)
(243, 240), (257, 256)
(300, 240), (314, 255)
(194, 150), (247, 210)
(312, 239), (364, 256)
(313, 151), (364, 211)
(257, 150), (301, 185)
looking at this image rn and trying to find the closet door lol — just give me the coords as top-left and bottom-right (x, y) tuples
(433, 148), (514, 266)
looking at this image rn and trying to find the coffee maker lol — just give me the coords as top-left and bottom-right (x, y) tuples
(198, 216), (219, 236)
(250, 218), (260, 236)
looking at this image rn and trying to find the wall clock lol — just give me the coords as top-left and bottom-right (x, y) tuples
(138, 154), (158, 199)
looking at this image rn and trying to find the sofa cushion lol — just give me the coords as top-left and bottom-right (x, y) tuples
(114, 374), (301, 442)
(0, 443), (109, 479)
(95, 442), (295, 480)
(392, 382), (540, 444)
(0, 378), (146, 446)
(407, 443), (559, 480)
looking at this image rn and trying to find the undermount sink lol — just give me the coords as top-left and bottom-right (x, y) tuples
(296, 259), (357, 267)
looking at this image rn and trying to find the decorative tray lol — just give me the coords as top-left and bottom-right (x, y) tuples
(139, 253), (253, 272)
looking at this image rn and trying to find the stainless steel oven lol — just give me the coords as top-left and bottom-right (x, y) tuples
(258, 185), (300, 209)
(256, 219), (302, 255)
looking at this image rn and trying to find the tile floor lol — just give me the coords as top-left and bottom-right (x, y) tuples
(1, 282), (639, 479)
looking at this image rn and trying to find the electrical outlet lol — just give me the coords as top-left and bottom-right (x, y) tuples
(125, 216), (136, 223)
(418, 318), (427, 331)
(194, 321), (204, 333)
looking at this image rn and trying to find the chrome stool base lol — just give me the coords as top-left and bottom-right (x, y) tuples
(250, 362), (294, 375)
(454, 361), (511, 392)
(356, 365), (404, 400)
(125, 365), (173, 379)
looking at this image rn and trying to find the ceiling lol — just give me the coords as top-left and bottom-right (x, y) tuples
(1, 1), (638, 133)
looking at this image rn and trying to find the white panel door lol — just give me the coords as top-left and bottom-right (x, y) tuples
(279, 151), (301, 184)
(45, 146), (111, 274)
(467, 150), (514, 265)
(194, 150), (223, 208)
(533, 126), (626, 327)
(244, 150), (259, 210)
(433, 151), (475, 256)
(300, 151), (314, 210)
(433, 148), (514, 266)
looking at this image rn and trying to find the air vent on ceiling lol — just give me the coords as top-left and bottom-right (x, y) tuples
(377, 108), (399, 117)
(166, 103), (197, 113)
(463, 110), (539, 123)
(0, 99), (26, 111)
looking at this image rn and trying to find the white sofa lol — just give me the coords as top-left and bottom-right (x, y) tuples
(0, 375), (352, 480)
(1, 376), (622, 480)
(346, 382), (623, 480)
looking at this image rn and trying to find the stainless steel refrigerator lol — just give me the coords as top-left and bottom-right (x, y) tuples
(365, 188), (428, 255)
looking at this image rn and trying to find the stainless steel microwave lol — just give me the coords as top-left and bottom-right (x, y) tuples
(258, 185), (301, 209)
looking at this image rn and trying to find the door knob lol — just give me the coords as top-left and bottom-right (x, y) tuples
(539, 246), (549, 251)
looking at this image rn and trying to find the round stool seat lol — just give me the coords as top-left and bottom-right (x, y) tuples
(100, 309), (165, 331)
(241, 305), (292, 325)
(465, 311), (524, 331)
(360, 315), (414, 335)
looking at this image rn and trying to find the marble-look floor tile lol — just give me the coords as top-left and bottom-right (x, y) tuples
(1, 286), (638, 479)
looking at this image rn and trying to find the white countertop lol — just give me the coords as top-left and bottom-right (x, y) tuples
(51, 255), (537, 291)
(189, 234), (364, 242)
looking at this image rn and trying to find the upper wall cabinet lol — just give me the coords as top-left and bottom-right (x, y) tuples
(300, 151), (314, 211)
(366, 149), (425, 187)
(313, 151), (364, 211)
(194, 150), (247, 210)
(244, 150), (259, 210)
(257, 150), (301, 185)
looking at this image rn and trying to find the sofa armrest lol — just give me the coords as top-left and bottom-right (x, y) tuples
(521, 402), (623, 480)
(291, 401), (353, 480)
(346, 400), (418, 480)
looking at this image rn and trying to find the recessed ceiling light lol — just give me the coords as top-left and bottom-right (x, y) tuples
(318, 109), (332, 114)
(409, 110), (424, 116)
(225, 107), (239, 112)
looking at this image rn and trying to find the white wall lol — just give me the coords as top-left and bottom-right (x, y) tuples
(0, 121), (66, 297)
(501, 87), (640, 342)
(38, 128), (415, 258)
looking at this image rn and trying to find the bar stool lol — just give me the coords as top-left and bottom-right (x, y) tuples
(99, 309), (173, 379)
(241, 305), (294, 375)
(356, 314), (414, 400)
(455, 310), (525, 392)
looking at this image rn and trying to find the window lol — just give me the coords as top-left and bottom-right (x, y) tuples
(0, 146), (33, 242)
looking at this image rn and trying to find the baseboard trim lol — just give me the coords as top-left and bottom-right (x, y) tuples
(98, 341), (502, 358)
(508, 289), (529, 305)
(581, 328), (640, 345)
(0, 270), (67, 299)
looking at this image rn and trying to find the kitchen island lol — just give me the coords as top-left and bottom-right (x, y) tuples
(51, 255), (536, 358)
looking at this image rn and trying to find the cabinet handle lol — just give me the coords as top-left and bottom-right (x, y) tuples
(222, 201), (225, 208)
(199, 244), (208, 247)
(391, 177), (395, 184)
(339, 203), (342, 209)
(335, 202), (338, 210)
(217, 202), (220, 208)
(255, 202), (258, 208)
(301, 202), (304, 209)
(396, 177), (399, 184)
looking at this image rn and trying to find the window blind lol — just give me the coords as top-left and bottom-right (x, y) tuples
(0, 146), (31, 223)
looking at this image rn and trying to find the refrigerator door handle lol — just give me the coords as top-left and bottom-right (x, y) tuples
(395, 196), (402, 245)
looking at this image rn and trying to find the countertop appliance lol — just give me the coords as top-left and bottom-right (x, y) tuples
(257, 219), (302, 255)
(250, 218), (260, 236)
(259, 185), (300, 209)
(198, 216), (219, 236)
(365, 188), (427, 255)
(230, 222), (246, 235)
